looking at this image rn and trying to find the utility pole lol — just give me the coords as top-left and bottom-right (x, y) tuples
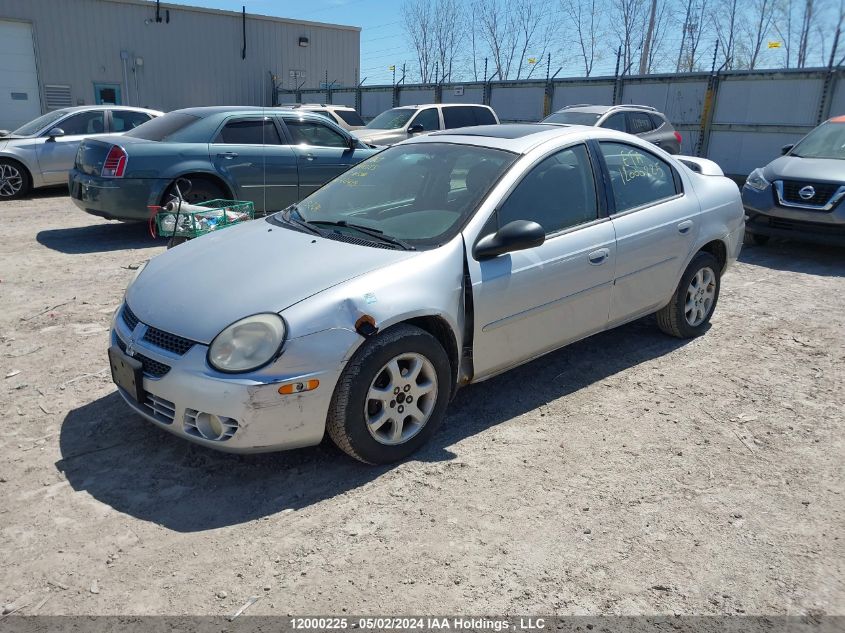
(640, 0), (658, 74)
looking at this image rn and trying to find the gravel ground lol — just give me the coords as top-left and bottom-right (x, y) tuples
(0, 189), (842, 617)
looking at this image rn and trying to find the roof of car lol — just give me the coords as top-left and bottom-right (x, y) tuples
(393, 103), (493, 110)
(410, 123), (605, 153)
(57, 105), (161, 114)
(170, 106), (333, 119)
(552, 104), (658, 114)
(278, 103), (356, 110)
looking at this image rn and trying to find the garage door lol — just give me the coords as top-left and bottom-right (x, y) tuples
(0, 20), (41, 131)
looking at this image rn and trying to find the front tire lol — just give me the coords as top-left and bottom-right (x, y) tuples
(656, 251), (721, 338)
(0, 159), (31, 200)
(327, 324), (452, 464)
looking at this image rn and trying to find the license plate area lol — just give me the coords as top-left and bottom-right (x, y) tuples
(108, 345), (145, 403)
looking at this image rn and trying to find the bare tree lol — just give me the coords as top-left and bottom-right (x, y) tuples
(474, 0), (556, 80)
(745, 0), (777, 68)
(643, 0), (672, 72)
(611, 0), (647, 74)
(562, 0), (602, 76)
(715, 0), (743, 68)
(774, 0), (797, 67)
(639, 0), (659, 74)
(676, 0), (710, 71)
(403, 0), (435, 82)
(403, 0), (464, 83)
(797, 0), (816, 66)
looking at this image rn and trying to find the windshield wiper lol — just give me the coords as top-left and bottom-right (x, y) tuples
(280, 206), (323, 236)
(310, 220), (415, 251)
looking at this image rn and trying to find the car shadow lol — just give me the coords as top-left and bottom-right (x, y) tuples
(739, 240), (845, 277)
(37, 221), (165, 254)
(56, 317), (690, 533)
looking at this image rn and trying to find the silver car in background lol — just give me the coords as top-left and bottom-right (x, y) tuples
(110, 124), (743, 464)
(0, 105), (162, 199)
(354, 103), (499, 146)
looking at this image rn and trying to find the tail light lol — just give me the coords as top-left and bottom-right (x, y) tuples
(102, 145), (127, 178)
(674, 131), (683, 144)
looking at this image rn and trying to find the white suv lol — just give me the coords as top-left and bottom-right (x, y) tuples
(278, 104), (366, 131)
(354, 103), (499, 146)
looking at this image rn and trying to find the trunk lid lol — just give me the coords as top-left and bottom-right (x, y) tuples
(75, 135), (154, 176)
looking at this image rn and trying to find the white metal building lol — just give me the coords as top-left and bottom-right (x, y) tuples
(0, 0), (361, 129)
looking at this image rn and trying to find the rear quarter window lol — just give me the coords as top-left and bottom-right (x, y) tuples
(335, 109), (365, 127)
(473, 107), (497, 125)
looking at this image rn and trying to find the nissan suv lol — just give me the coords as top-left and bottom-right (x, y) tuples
(542, 104), (682, 154)
(354, 103), (499, 146)
(742, 116), (845, 246)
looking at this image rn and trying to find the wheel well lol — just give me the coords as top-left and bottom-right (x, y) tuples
(699, 239), (727, 273)
(0, 156), (32, 181)
(404, 316), (459, 396)
(160, 173), (232, 205)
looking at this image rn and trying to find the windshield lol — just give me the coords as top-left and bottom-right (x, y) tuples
(365, 108), (415, 130)
(124, 112), (199, 141)
(542, 111), (602, 126)
(791, 121), (845, 159)
(13, 110), (69, 136)
(276, 143), (517, 248)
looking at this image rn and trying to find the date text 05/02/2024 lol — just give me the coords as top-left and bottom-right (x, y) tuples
(289, 618), (548, 631)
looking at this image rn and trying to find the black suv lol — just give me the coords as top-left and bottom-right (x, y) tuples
(543, 104), (682, 154)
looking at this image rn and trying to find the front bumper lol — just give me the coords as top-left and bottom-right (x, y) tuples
(110, 305), (361, 453)
(742, 183), (845, 246)
(69, 169), (169, 221)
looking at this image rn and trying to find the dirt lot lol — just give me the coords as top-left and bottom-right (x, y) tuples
(0, 189), (842, 617)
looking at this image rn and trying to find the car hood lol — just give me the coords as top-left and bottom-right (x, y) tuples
(763, 155), (845, 182)
(353, 128), (407, 144)
(126, 218), (417, 344)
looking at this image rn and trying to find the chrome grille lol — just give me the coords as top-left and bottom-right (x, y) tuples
(781, 181), (840, 206)
(115, 336), (171, 378)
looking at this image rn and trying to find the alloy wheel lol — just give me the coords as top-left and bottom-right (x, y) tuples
(364, 352), (438, 446)
(0, 163), (23, 197)
(685, 266), (716, 326)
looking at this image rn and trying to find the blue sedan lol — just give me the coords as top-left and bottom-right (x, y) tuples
(69, 106), (379, 221)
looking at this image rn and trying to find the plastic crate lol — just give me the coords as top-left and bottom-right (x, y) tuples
(155, 199), (255, 239)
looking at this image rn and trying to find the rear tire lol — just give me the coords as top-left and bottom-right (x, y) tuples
(0, 159), (31, 200)
(163, 176), (225, 206)
(326, 324), (452, 464)
(656, 251), (721, 339)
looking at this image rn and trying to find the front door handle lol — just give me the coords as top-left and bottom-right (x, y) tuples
(588, 248), (610, 265)
(217, 152), (238, 159)
(678, 220), (694, 234)
(304, 153), (314, 161)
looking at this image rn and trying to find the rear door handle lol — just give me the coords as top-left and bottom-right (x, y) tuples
(678, 220), (694, 234)
(217, 152), (238, 159)
(588, 248), (610, 265)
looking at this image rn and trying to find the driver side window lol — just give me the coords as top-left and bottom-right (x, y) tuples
(55, 111), (105, 135)
(411, 108), (440, 131)
(497, 144), (598, 235)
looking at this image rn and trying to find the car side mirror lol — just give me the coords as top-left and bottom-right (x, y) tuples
(473, 220), (545, 260)
(47, 127), (65, 140)
(346, 135), (357, 150)
(781, 143), (794, 155)
(408, 123), (424, 135)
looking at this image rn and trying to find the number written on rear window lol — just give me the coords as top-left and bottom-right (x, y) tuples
(600, 142), (679, 213)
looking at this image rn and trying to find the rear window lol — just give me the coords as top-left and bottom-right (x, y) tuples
(542, 111), (602, 126)
(124, 112), (199, 141)
(443, 106), (496, 129)
(627, 111), (655, 134)
(334, 109), (365, 127)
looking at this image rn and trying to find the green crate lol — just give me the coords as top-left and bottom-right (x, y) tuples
(155, 199), (255, 239)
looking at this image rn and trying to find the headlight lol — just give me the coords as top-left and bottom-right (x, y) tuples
(745, 168), (769, 191)
(126, 261), (147, 293)
(208, 313), (286, 373)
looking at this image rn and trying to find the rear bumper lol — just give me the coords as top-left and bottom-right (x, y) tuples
(741, 183), (845, 246)
(68, 169), (169, 221)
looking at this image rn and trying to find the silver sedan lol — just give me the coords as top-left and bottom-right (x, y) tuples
(110, 123), (744, 464)
(0, 105), (162, 199)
